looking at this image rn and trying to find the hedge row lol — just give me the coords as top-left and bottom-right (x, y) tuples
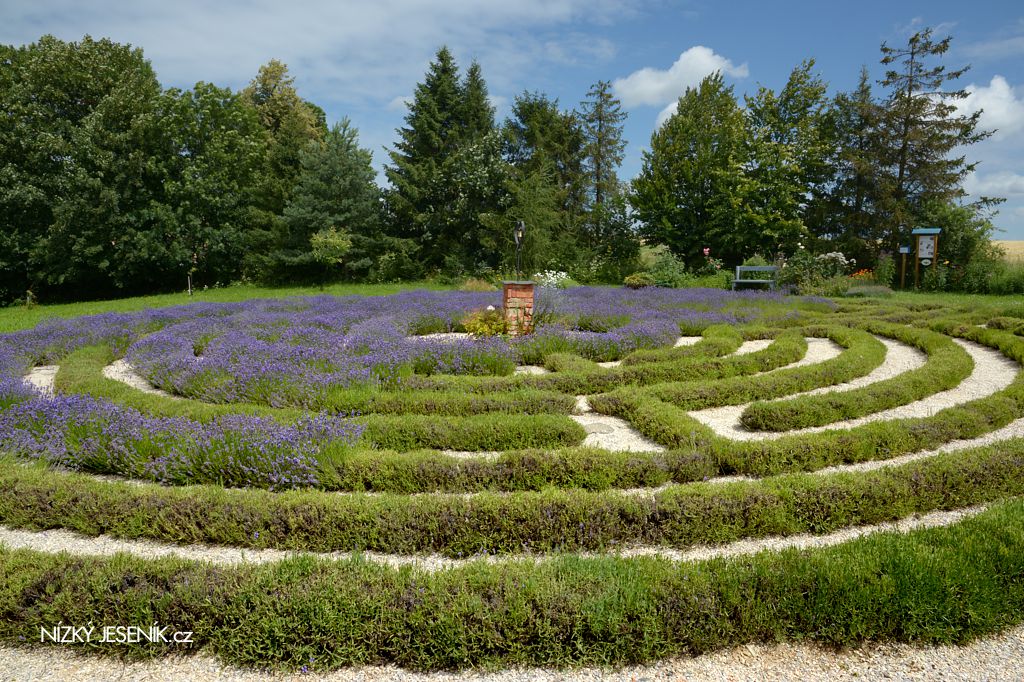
(0, 499), (1022, 671)
(619, 324), (743, 366)
(740, 322), (974, 431)
(404, 331), (808, 395)
(639, 326), (885, 410)
(1, 437), (1022, 556)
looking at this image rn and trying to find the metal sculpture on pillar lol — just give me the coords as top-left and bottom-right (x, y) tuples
(514, 220), (525, 279)
(503, 220), (534, 336)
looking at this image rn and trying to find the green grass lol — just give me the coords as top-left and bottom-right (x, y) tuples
(0, 497), (1022, 671)
(0, 281), (453, 334)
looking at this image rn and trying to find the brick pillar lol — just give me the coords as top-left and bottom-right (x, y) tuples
(502, 281), (535, 336)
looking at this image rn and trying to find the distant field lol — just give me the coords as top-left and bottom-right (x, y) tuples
(993, 241), (1024, 262)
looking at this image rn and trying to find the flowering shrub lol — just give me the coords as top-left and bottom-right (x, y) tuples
(532, 271), (575, 288)
(0, 395), (362, 490)
(0, 286), (809, 491)
(778, 249), (853, 295)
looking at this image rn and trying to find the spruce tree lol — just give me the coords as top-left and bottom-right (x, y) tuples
(385, 47), (503, 274)
(580, 81), (627, 211)
(874, 28), (993, 252)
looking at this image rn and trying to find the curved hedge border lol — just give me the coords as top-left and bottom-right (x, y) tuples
(47, 326), (1024, 492)
(0, 499), (1022, 671)
(404, 331), (808, 395)
(53, 347), (585, 452)
(637, 326), (885, 410)
(740, 322), (974, 431)
(1, 437), (1022, 557)
(590, 325), (1024, 478)
(619, 324), (743, 366)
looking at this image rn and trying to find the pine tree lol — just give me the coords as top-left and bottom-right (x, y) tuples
(503, 92), (587, 226)
(462, 61), (495, 139)
(580, 81), (627, 212)
(273, 120), (380, 283)
(815, 67), (884, 263)
(874, 28), (993, 252)
(385, 47), (503, 273)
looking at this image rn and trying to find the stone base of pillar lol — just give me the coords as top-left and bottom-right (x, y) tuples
(502, 281), (535, 336)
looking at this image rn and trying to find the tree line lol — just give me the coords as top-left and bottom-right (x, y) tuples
(0, 29), (1001, 304)
(633, 28), (1000, 274)
(0, 37), (635, 303)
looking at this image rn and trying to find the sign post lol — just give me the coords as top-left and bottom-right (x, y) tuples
(898, 245), (911, 290)
(911, 228), (941, 289)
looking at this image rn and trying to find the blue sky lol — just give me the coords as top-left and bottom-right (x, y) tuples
(4, 0), (1024, 237)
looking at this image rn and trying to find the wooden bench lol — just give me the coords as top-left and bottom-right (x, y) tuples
(732, 266), (778, 291)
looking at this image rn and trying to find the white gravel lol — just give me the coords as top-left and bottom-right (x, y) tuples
(22, 365), (58, 396)
(409, 333), (472, 342)
(513, 365), (549, 375)
(691, 339), (1016, 441)
(3, 623), (1022, 682)
(570, 413), (666, 452)
(0, 506), (985, 572)
(102, 360), (179, 399)
(674, 336), (702, 347)
(0, 508), (1008, 681)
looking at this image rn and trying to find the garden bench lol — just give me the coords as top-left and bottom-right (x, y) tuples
(732, 265), (778, 290)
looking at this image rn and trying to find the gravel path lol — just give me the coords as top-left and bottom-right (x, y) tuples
(0, 620), (1019, 682)
(21, 365), (58, 397)
(570, 413), (667, 452)
(102, 360), (179, 398)
(574, 338), (841, 452)
(0, 505), (986, 572)
(691, 339), (1015, 441)
(3, 623), (1022, 682)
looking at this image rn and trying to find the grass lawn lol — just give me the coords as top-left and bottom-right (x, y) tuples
(0, 281), (453, 333)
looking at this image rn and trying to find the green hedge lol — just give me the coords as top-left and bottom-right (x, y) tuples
(1, 438), (1021, 556)
(619, 324), (743, 365)
(640, 326), (885, 409)
(741, 322), (974, 431)
(0, 499), (1022, 671)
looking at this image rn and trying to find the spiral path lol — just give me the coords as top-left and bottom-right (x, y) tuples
(4, 291), (1024, 680)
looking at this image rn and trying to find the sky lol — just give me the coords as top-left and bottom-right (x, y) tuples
(3, 0), (1024, 238)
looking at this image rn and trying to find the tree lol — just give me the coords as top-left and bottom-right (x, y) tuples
(743, 60), (834, 257)
(241, 60), (323, 214)
(873, 28), (995, 253)
(385, 47), (505, 274)
(270, 120), (380, 283)
(461, 61), (495, 139)
(812, 67), (885, 264)
(0, 35), (167, 301)
(155, 82), (275, 288)
(310, 227), (353, 287)
(631, 73), (748, 268)
(503, 91), (587, 220)
(580, 81), (627, 212)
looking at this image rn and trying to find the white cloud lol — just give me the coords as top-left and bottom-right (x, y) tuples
(0, 0), (639, 106)
(386, 95), (411, 112)
(655, 101), (680, 128)
(612, 46), (748, 108)
(957, 76), (1024, 139)
(965, 171), (1024, 197)
(964, 21), (1024, 61)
